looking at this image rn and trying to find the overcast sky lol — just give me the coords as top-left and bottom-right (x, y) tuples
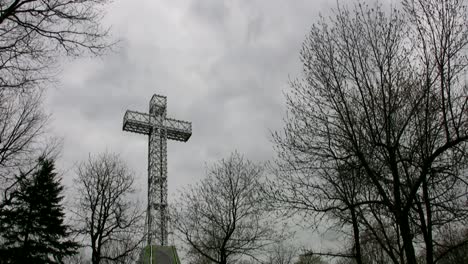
(45, 0), (340, 194)
(43, 0), (350, 251)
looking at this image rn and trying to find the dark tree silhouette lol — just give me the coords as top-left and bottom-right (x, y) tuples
(0, 157), (78, 263)
(0, 0), (113, 224)
(270, 1), (468, 264)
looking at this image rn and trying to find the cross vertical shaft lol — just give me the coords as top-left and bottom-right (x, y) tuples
(123, 94), (192, 246)
(148, 101), (168, 246)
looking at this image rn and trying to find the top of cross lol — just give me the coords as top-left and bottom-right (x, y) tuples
(150, 94), (167, 116)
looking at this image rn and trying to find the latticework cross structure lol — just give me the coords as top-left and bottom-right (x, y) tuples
(122, 94), (192, 246)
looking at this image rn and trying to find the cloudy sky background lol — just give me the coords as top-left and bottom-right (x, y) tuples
(42, 0), (385, 252)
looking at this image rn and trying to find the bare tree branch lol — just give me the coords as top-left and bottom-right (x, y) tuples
(0, 0), (113, 93)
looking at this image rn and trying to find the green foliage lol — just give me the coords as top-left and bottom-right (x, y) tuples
(0, 157), (78, 263)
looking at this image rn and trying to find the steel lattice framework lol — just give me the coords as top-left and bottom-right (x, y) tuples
(122, 94), (192, 246)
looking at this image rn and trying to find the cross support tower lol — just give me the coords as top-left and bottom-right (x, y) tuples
(122, 94), (191, 246)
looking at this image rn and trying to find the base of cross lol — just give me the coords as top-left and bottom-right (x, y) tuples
(138, 245), (181, 264)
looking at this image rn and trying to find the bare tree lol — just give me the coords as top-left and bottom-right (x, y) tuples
(270, 1), (468, 264)
(73, 152), (144, 264)
(173, 152), (275, 264)
(0, 0), (112, 93)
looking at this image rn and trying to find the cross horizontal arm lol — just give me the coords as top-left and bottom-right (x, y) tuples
(123, 110), (151, 135)
(164, 118), (192, 142)
(122, 110), (192, 141)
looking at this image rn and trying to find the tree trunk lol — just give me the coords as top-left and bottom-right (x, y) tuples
(92, 246), (100, 264)
(350, 207), (363, 264)
(422, 176), (434, 264)
(220, 249), (227, 264)
(400, 211), (417, 264)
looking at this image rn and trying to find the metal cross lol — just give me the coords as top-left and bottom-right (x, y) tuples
(122, 94), (192, 246)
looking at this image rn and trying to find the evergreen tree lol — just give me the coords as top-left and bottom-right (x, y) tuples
(0, 157), (78, 263)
